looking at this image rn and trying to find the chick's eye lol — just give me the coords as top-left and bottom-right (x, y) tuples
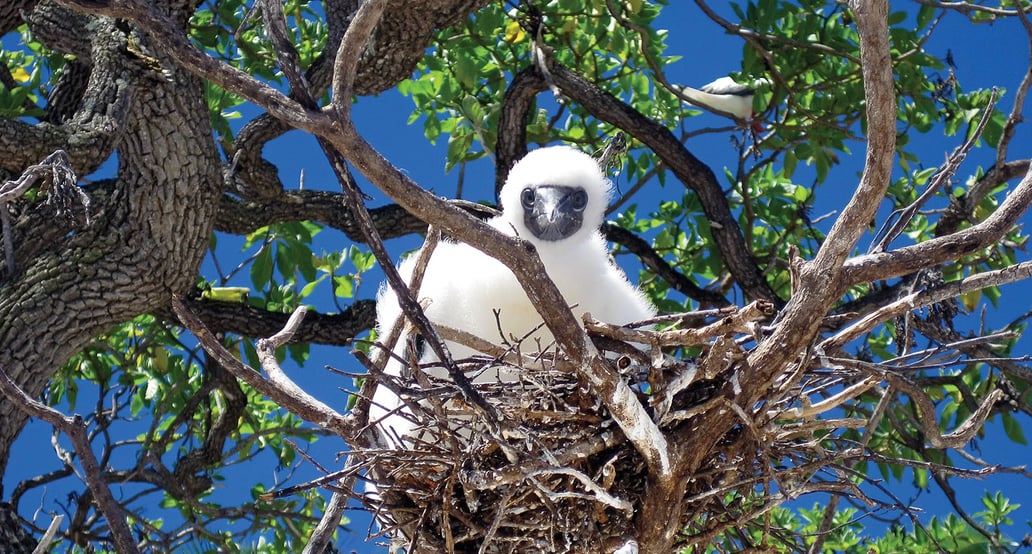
(569, 189), (588, 211)
(520, 188), (535, 209)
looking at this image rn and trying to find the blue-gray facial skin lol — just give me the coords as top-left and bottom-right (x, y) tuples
(521, 185), (589, 241)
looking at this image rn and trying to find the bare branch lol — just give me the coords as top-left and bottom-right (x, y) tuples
(0, 366), (139, 554)
(871, 89), (999, 254)
(154, 296), (376, 346)
(584, 300), (774, 348)
(171, 295), (355, 437)
(31, 514), (64, 554)
(834, 357), (1007, 449)
(844, 164), (1032, 285)
(996, 2), (1032, 164)
(742, 0), (895, 400)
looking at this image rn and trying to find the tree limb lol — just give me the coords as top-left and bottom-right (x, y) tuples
(0, 12), (132, 176)
(171, 296), (356, 438)
(0, 365), (140, 554)
(548, 64), (780, 304)
(844, 163), (1032, 285)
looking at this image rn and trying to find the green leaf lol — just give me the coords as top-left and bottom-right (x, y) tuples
(1001, 412), (1028, 445)
(334, 275), (355, 299)
(349, 246), (376, 272)
(251, 247), (274, 289)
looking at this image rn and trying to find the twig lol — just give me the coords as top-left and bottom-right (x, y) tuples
(996, 0), (1032, 165)
(831, 357), (1006, 449)
(844, 164), (1032, 284)
(525, 467), (633, 512)
(171, 296), (353, 436)
(823, 259), (1032, 351)
(476, 485), (514, 554)
(0, 150), (87, 275)
(0, 366), (139, 554)
(300, 456), (357, 554)
(870, 89), (998, 253)
(31, 513), (64, 554)
(584, 300), (774, 347)
(773, 376), (880, 420)
(806, 383), (893, 554)
(353, 227), (442, 424)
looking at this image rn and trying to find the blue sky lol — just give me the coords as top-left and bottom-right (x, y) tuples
(269, 3), (1032, 550)
(4, 1), (1031, 552)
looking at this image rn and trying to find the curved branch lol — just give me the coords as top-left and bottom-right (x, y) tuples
(0, 14), (132, 176)
(811, 2), (896, 272)
(603, 223), (730, 308)
(936, 158), (1030, 237)
(171, 296), (356, 437)
(226, 0), (351, 200)
(547, 64), (779, 304)
(215, 191), (426, 239)
(228, 0), (491, 200)
(0, 365), (140, 553)
(844, 164), (1032, 285)
(495, 62), (777, 304)
(495, 67), (539, 197)
(842, 357), (1007, 450)
(744, 0), (895, 390)
(156, 296), (376, 346)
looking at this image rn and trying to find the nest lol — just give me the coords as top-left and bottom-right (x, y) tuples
(361, 357), (652, 553)
(351, 301), (956, 551)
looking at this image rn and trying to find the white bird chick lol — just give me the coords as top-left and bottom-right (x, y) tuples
(369, 145), (656, 446)
(672, 76), (768, 129)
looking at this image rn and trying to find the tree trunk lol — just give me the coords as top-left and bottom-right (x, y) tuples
(0, 0), (491, 508)
(0, 9), (222, 482)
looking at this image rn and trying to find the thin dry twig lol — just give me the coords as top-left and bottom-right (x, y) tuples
(0, 367), (139, 554)
(831, 356), (1007, 449)
(870, 89), (999, 253)
(823, 259), (1032, 352)
(584, 300), (775, 347)
(0, 150), (89, 275)
(31, 513), (64, 554)
(171, 295), (353, 436)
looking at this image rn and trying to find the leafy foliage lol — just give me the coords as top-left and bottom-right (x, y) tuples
(1, 0), (1029, 551)
(38, 313), (331, 550)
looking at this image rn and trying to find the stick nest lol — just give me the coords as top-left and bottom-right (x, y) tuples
(361, 358), (654, 553)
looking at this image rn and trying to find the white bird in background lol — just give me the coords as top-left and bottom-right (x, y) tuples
(369, 145), (657, 446)
(672, 76), (768, 129)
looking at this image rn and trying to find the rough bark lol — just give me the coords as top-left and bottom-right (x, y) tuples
(632, 1), (897, 548)
(0, 0), (489, 491)
(3, 0), (1028, 551)
(0, 12), (214, 490)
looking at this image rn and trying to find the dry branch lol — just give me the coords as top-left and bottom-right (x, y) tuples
(0, 367), (139, 554)
(34, 1), (1032, 552)
(844, 164), (1032, 285)
(171, 296), (354, 437)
